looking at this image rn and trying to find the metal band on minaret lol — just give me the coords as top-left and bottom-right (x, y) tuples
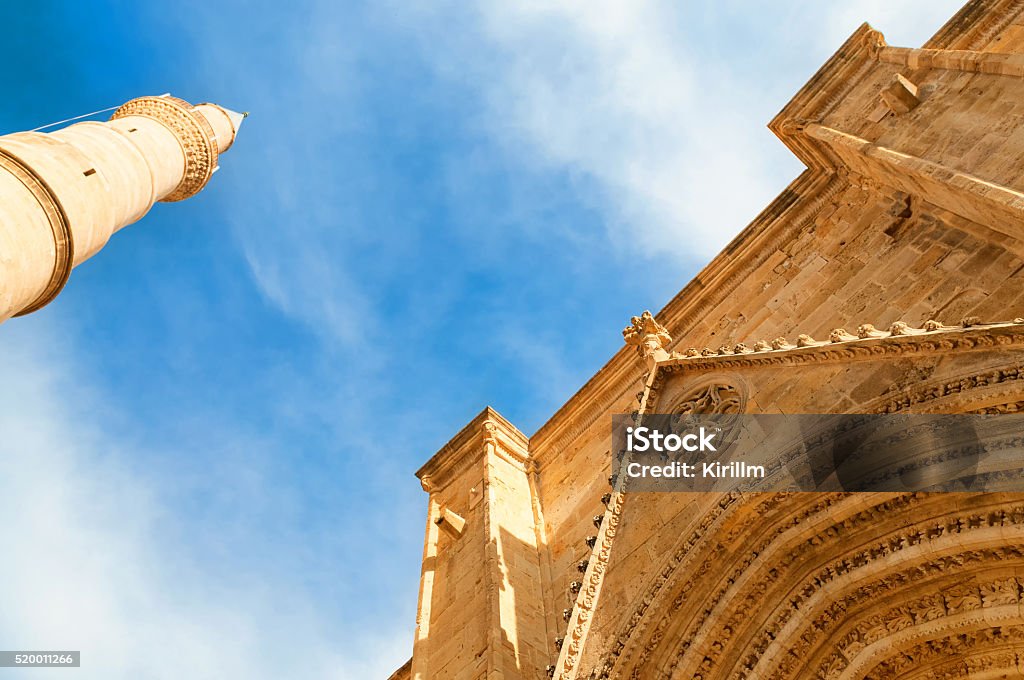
(0, 94), (244, 322)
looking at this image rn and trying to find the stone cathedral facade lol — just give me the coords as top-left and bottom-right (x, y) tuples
(392, 1), (1024, 678)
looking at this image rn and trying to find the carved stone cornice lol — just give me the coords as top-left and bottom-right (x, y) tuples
(111, 95), (219, 202)
(652, 320), (1024, 390)
(924, 0), (1024, 51)
(415, 406), (529, 493)
(807, 122), (1024, 233)
(639, 321), (1024, 427)
(769, 23), (887, 171)
(878, 44), (1024, 78)
(865, 365), (1024, 414)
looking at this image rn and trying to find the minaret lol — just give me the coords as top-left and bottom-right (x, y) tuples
(0, 94), (244, 323)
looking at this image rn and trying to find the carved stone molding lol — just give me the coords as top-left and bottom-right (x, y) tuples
(672, 319), (1004, 366)
(805, 582), (1021, 679)
(871, 635), (1020, 680)
(850, 626), (1024, 680)
(111, 95), (219, 202)
(972, 400), (1024, 414)
(669, 378), (746, 415)
(654, 323), (1024, 388)
(866, 365), (1024, 413)
(552, 487), (625, 679)
(924, 0), (1024, 51)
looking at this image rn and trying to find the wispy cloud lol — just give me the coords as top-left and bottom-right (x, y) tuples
(238, 234), (373, 348)
(394, 0), (785, 261)
(0, 321), (409, 679)
(390, 0), (970, 262)
(167, 0), (968, 341)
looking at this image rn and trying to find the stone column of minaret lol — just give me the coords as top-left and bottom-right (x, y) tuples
(0, 94), (245, 323)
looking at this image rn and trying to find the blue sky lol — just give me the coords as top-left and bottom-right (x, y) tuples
(0, 1), (964, 677)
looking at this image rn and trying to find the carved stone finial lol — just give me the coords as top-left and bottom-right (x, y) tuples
(771, 337), (791, 350)
(796, 334), (817, 347)
(623, 310), (672, 364)
(858, 323), (885, 339)
(924, 319), (944, 331)
(889, 321), (911, 336)
(753, 339), (772, 352)
(684, 347), (700, 357)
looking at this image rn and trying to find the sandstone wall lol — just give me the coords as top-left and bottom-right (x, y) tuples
(533, 2), (1024, 670)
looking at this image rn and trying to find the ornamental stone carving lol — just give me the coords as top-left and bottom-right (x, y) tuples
(672, 381), (745, 415)
(623, 311), (673, 366)
(111, 95), (219, 202)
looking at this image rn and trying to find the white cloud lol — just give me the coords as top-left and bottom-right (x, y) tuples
(174, 0), (970, 338)
(395, 0), (970, 262)
(397, 0), (784, 261)
(238, 233), (372, 348)
(819, 0), (967, 50)
(0, 322), (408, 679)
